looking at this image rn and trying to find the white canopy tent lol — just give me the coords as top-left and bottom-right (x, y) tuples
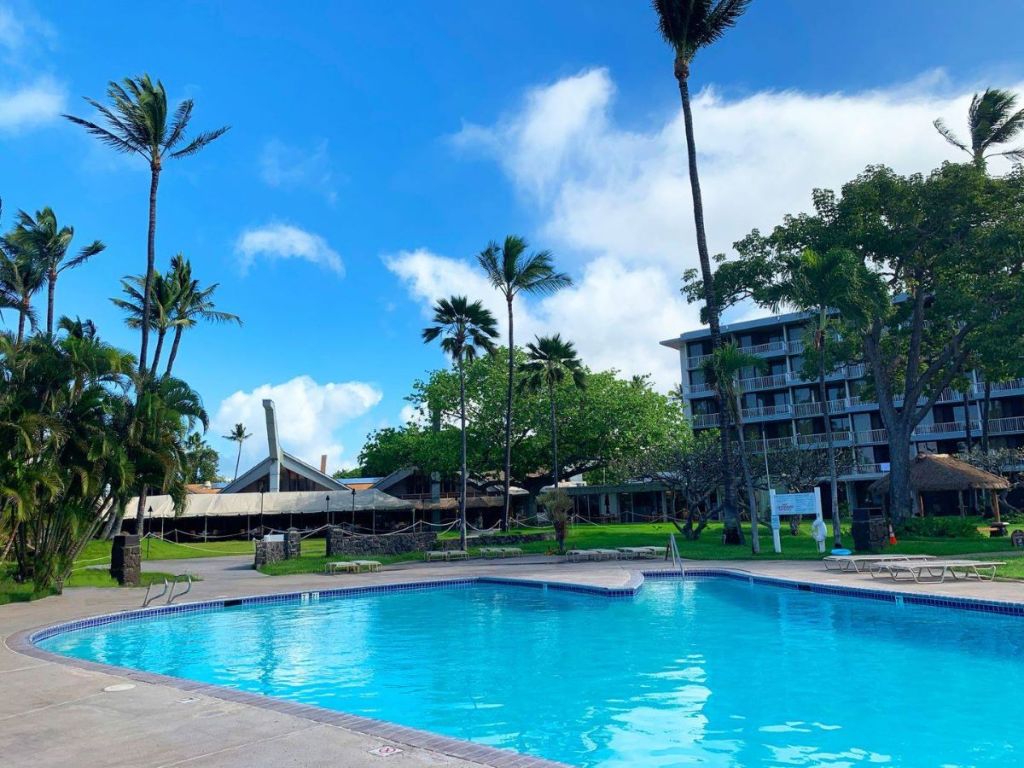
(124, 489), (413, 520)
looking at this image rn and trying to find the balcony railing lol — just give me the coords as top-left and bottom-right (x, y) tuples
(691, 413), (721, 429)
(848, 463), (886, 475)
(787, 340), (804, 355)
(792, 399), (850, 418)
(796, 430), (852, 448)
(912, 420), (976, 437)
(989, 415), (1024, 434)
(854, 428), (889, 444)
(741, 404), (793, 420)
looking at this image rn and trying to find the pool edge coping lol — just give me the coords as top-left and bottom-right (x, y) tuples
(7, 566), (1024, 768)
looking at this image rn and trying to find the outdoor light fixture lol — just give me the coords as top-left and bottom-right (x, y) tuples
(326, 494), (331, 526)
(351, 488), (357, 527)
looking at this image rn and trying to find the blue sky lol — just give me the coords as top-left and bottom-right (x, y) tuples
(2, 0), (1024, 475)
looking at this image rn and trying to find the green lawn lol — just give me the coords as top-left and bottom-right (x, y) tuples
(0, 565), (179, 606)
(76, 536), (254, 565)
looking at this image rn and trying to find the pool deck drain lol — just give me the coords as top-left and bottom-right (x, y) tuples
(2, 554), (1024, 768)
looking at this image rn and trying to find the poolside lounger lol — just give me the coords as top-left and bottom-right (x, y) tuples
(870, 559), (1005, 584)
(565, 549), (595, 562)
(446, 549), (469, 561)
(479, 547), (504, 558)
(823, 554), (933, 573)
(500, 547), (523, 557)
(352, 560), (382, 573)
(325, 561), (359, 574)
(425, 550), (448, 562)
(591, 549), (621, 561)
(643, 546), (668, 558)
(616, 547), (647, 559)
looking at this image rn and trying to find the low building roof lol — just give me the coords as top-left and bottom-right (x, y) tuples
(869, 453), (1010, 495)
(125, 488), (413, 519)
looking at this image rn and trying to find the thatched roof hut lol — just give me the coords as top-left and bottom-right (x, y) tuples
(869, 453), (1009, 495)
(870, 453), (1010, 523)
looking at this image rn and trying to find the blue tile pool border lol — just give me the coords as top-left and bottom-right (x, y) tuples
(8, 566), (1024, 768)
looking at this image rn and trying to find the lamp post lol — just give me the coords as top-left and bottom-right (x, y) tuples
(145, 506), (153, 558)
(351, 488), (356, 529)
(326, 494), (331, 527)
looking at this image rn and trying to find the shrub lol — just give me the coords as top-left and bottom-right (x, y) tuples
(901, 517), (981, 539)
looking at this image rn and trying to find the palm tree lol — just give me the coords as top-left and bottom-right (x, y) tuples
(477, 236), (571, 530)
(64, 75), (229, 373)
(7, 208), (104, 336)
(163, 254), (241, 377)
(223, 423), (252, 482)
(0, 243), (45, 343)
(519, 334), (587, 492)
(653, 0), (751, 544)
(704, 342), (763, 554)
(758, 247), (884, 548)
(422, 296), (498, 549)
(934, 88), (1024, 171)
(110, 271), (180, 376)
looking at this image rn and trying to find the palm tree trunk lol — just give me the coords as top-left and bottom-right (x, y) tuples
(234, 441), (243, 481)
(164, 326), (184, 377)
(962, 388), (973, 451)
(458, 357), (468, 551)
(149, 328), (167, 377)
(676, 67), (739, 544)
(139, 164), (161, 374)
(549, 382), (560, 489)
(46, 273), (56, 336)
(981, 381), (992, 452)
(16, 300), (27, 344)
(733, 401), (760, 554)
(136, 486), (149, 538)
(817, 316), (842, 547)
(502, 299), (514, 531)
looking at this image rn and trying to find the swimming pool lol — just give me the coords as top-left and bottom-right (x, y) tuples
(37, 576), (1024, 767)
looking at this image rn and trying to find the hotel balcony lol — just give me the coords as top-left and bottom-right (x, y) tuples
(685, 339), (789, 369)
(796, 430), (853, 448)
(740, 403), (794, 422)
(690, 412), (721, 429)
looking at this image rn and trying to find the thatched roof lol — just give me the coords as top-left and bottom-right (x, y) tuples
(870, 453), (1010, 495)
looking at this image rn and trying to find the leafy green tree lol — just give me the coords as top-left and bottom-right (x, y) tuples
(182, 432), (220, 484)
(0, 243), (44, 343)
(7, 208), (104, 336)
(222, 423), (252, 482)
(422, 296), (498, 549)
(934, 88), (1024, 170)
(111, 270), (180, 376)
(653, 0), (751, 545)
(520, 335), (586, 490)
(477, 235), (571, 530)
(705, 342), (764, 553)
(721, 163), (1024, 523)
(65, 76), (228, 372)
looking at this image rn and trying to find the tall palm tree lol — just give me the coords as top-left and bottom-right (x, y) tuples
(7, 208), (104, 336)
(0, 244), (45, 343)
(64, 75), (229, 373)
(705, 342), (763, 554)
(477, 236), (571, 530)
(519, 334), (587, 491)
(110, 271), (180, 376)
(934, 88), (1024, 171)
(223, 423), (252, 482)
(422, 296), (499, 550)
(163, 254), (241, 377)
(653, 0), (751, 544)
(759, 247), (884, 547)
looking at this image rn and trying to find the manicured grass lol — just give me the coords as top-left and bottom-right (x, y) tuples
(76, 536), (254, 565)
(0, 565), (181, 606)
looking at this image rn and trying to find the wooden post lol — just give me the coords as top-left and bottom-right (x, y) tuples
(917, 492), (926, 518)
(958, 490), (965, 518)
(992, 491), (1002, 524)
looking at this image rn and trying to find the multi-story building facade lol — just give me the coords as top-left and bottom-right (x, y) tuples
(661, 310), (1024, 507)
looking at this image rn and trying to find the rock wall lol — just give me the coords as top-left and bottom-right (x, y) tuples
(325, 527), (438, 556)
(254, 539), (287, 567)
(110, 533), (140, 586)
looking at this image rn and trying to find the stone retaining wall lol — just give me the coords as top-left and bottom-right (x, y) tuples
(254, 539), (287, 567)
(451, 532), (553, 549)
(325, 527), (438, 556)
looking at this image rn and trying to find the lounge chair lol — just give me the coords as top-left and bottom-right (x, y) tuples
(479, 547), (504, 558)
(325, 561), (359, 574)
(565, 549), (595, 562)
(352, 560), (382, 573)
(425, 550), (448, 562)
(870, 559), (1006, 584)
(500, 547), (523, 557)
(823, 554), (933, 573)
(591, 549), (621, 561)
(446, 549), (469, 561)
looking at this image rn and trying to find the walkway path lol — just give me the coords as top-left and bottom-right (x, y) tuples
(2, 553), (1022, 768)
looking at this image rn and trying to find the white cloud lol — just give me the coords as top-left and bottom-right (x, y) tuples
(212, 375), (383, 476)
(234, 222), (344, 276)
(0, 75), (64, 131)
(427, 67), (1024, 388)
(259, 138), (337, 204)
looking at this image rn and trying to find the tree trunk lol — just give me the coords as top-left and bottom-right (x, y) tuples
(458, 357), (468, 551)
(234, 441), (243, 481)
(502, 299), (514, 531)
(149, 327), (167, 377)
(136, 486), (150, 538)
(549, 382), (559, 488)
(981, 381), (992, 452)
(164, 326), (183, 378)
(817, 315), (842, 547)
(733, 401), (760, 554)
(886, 430), (915, 524)
(16, 300), (27, 344)
(139, 163), (161, 374)
(963, 388), (973, 452)
(47, 272), (56, 336)
(676, 66), (740, 544)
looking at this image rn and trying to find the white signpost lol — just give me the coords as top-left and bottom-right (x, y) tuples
(769, 488), (825, 554)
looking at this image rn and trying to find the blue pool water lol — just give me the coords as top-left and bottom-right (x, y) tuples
(39, 579), (1024, 767)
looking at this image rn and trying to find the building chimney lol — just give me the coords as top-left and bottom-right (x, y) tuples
(320, 454), (327, 474)
(262, 399), (282, 493)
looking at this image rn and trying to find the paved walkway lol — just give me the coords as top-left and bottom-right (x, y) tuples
(2, 554), (1023, 768)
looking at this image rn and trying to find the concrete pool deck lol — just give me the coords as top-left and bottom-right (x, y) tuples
(3, 554), (1023, 768)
